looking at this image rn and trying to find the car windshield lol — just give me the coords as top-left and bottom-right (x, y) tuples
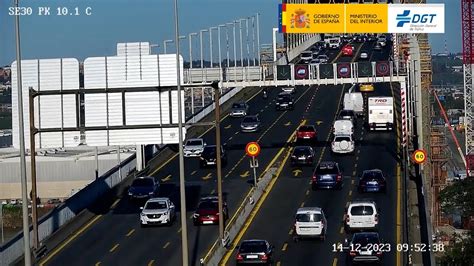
(302, 52), (312, 57)
(186, 140), (202, 146)
(145, 201), (167, 210)
(330, 39), (338, 43)
(232, 103), (245, 109)
(361, 51), (368, 54)
(335, 136), (351, 142)
(132, 178), (154, 187)
(362, 171), (384, 181)
(350, 205), (375, 215)
(318, 55), (328, 59)
(296, 213), (322, 222)
(239, 241), (267, 253)
(353, 234), (380, 245)
(293, 147), (311, 156)
(198, 200), (218, 210)
(278, 94), (291, 101)
(339, 110), (354, 117)
(243, 116), (258, 123)
(299, 126), (315, 132)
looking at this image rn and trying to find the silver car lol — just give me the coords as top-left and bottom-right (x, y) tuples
(317, 54), (329, 64)
(230, 102), (249, 117)
(183, 138), (206, 157)
(140, 197), (176, 226)
(240, 115), (261, 133)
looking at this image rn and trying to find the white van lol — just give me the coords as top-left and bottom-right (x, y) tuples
(294, 207), (327, 241)
(345, 200), (379, 231)
(344, 92), (364, 117)
(333, 120), (354, 136)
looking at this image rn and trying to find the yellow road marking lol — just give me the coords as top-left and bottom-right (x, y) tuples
(161, 174), (172, 182)
(191, 170), (197, 175)
(293, 169), (302, 176)
(210, 189), (216, 194)
(109, 243), (119, 253)
(339, 226), (344, 234)
(281, 243), (288, 251)
(240, 171), (250, 178)
(331, 49), (344, 63)
(332, 258), (338, 266)
(95, 262), (101, 266)
(284, 121), (291, 126)
(126, 229), (135, 237)
(300, 202), (305, 208)
(111, 198), (120, 209)
(316, 120), (323, 125)
(163, 242), (170, 249)
(148, 260), (155, 266)
(201, 173), (213, 180)
(288, 228), (293, 235)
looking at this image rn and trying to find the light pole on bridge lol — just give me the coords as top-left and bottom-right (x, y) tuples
(210, 27), (218, 67)
(189, 33), (197, 68)
(200, 29), (208, 68)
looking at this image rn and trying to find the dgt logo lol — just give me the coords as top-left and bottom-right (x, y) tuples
(396, 10), (436, 27)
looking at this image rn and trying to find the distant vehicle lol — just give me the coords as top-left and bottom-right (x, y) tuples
(342, 44), (355, 56)
(342, 34), (353, 43)
(359, 50), (369, 60)
(183, 138), (206, 157)
(377, 36), (387, 46)
(200, 145), (227, 167)
(366, 34), (377, 42)
(316, 54), (329, 64)
(240, 115), (261, 133)
(358, 169), (387, 193)
(281, 87), (296, 94)
(236, 239), (274, 265)
(300, 51), (313, 63)
(140, 197), (175, 227)
(311, 161), (343, 190)
(344, 232), (384, 264)
(359, 83), (374, 92)
(367, 97), (394, 131)
(331, 134), (355, 154)
(230, 102), (249, 117)
(338, 109), (357, 126)
(276, 92), (294, 110)
(310, 59), (320, 64)
(343, 90), (364, 117)
(353, 34), (367, 42)
(128, 176), (159, 200)
(296, 125), (317, 143)
(328, 38), (341, 49)
(290, 146), (315, 166)
(193, 196), (228, 225)
(345, 200), (379, 231)
(333, 120), (354, 136)
(374, 42), (382, 51)
(293, 207), (327, 241)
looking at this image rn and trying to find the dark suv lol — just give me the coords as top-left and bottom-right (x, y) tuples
(200, 145), (227, 168)
(358, 169), (387, 193)
(311, 161), (343, 190)
(275, 92), (294, 110)
(236, 239), (274, 265)
(345, 232), (384, 264)
(128, 176), (160, 200)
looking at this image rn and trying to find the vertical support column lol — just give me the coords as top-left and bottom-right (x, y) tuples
(136, 144), (144, 171)
(29, 88), (39, 250)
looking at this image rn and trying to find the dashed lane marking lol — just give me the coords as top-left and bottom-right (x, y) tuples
(191, 170), (197, 175)
(95, 262), (101, 266)
(163, 242), (170, 249)
(282, 242), (288, 251)
(300, 201), (305, 208)
(332, 258), (338, 266)
(340, 226), (344, 234)
(289, 228), (293, 235)
(126, 229), (135, 237)
(109, 243), (119, 253)
(349, 190), (352, 196)
(148, 260), (155, 266)
(306, 190), (310, 196)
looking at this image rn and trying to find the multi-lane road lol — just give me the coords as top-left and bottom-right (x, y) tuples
(40, 38), (398, 266)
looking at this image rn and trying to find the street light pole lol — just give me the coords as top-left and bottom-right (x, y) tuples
(200, 29), (208, 68)
(251, 16), (256, 66)
(210, 27), (217, 67)
(232, 22), (237, 67)
(164, 40), (173, 54)
(256, 13), (261, 66)
(189, 33), (197, 69)
(173, 0), (189, 265)
(14, 0), (32, 263)
(245, 18), (250, 67)
(218, 25), (226, 70)
(239, 20), (244, 67)
(149, 44), (160, 54)
(225, 24), (231, 68)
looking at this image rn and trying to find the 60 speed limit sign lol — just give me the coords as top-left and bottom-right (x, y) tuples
(412, 149), (427, 164)
(245, 142), (261, 157)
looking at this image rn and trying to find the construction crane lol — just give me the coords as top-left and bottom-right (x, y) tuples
(462, 0), (474, 176)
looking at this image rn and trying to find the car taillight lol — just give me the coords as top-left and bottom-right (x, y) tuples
(236, 253), (243, 260)
(350, 251), (357, 257)
(346, 215), (350, 223)
(312, 175), (317, 182)
(376, 251), (383, 257)
(375, 214), (379, 224)
(321, 220), (325, 228)
(336, 175), (342, 182)
(261, 254), (268, 260)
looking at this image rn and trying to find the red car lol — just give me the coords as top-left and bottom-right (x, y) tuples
(342, 44), (354, 56)
(192, 197), (228, 225)
(296, 125), (317, 144)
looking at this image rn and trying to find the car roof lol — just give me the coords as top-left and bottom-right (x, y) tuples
(241, 239), (268, 244)
(349, 199), (377, 206)
(200, 196), (219, 202)
(186, 138), (203, 142)
(146, 197), (169, 202)
(297, 207), (322, 214)
(137, 176), (154, 180)
(278, 91), (292, 96)
(294, 146), (312, 150)
(244, 115), (258, 118)
(334, 134), (352, 137)
(318, 161), (337, 168)
(363, 169), (383, 174)
(353, 232), (379, 237)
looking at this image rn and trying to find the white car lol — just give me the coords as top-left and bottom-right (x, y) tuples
(293, 207), (327, 241)
(331, 134), (355, 154)
(317, 54), (329, 64)
(377, 36), (387, 47)
(300, 51), (313, 63)
(140, 197), (176, 226)
(359, 51), (369, 59)
(281, 87), (295, 94)
(183, 138), (206, 157)
(344, 200), (379, 232)
(333, 120), (354, 136)
(230, 102), (249, 117)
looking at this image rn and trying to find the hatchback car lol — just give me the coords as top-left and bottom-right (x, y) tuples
(358, 169), (387, 193)
(311, 161), (343, 190)
(230, 102), (249, 117)
(345, 200), (379, 232)
(236, 239), (274, 265)
(353, 34), (366, 43)
(342, 44), (355, 56)
(193, 196), (228, 225)
(199, 145), (227, 167)
(296, 125), (317, 143)
(316, 54), (330, 64)
(140, 197), (175, 227)
(331, 134), (355, 154)
(300, 51), (313, 63)
(291, 146), (315, 166)
(293, 207), (327, 241)
(240, 115), (261, 133)
(128, 177), (159, 200)
(183, 138), (206, 157)
(275, 92), (294, 110)
(359, 50), (369, 60)
(345, 232), (384, 264)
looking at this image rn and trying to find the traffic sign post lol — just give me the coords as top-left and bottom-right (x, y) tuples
(412, 149), (427, 164)
(246, 142), (261, 186)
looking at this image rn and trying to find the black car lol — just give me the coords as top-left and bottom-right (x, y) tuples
(311, 161), (343, 190)
(291, 146), (315, 166)
(236, 239), (274, 265)
(353, 34), (367, 43)
(345, 232), (383, 264)
(128, 177), (159, 200)
(338, 109), (357, 126)
(358, 169), (387, 193)
(199, 145), (227, 168)
(275, 92), (294, 110)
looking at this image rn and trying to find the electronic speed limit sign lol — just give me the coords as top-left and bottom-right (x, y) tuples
(245, 142), (261, 157)
(412, 149), (427, 164)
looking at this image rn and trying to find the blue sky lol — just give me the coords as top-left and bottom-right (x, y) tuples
(0, 0), (461, 66)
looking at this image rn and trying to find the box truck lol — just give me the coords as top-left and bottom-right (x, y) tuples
(343, 84), (364, 117)
(367, 97), (394, 131)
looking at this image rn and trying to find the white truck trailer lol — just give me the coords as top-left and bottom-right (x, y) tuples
(367, 97), (394, 131)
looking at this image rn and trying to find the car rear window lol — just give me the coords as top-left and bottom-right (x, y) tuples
(293, 147), (311, 156)
(335, 136), (351, 142)
(132, 178), (154, 187)
(299, 126), (315, 132)
(202, 146), (217, 156)
(339, 110), (354, 117)
(315, 166), (338, 175)
(350, 205), (375, 216)
(362, 171), (384, 181)
(243, 116), (258, 123)
(353, 234), (380, 245)
(232, 103), (245, 109)
(302, 52), (312, 57)
(198, 201), (218, 210)
(146, 201), (167, 210)
(296, 213), (322, 222)
(186, 140), (202, 146)
(239, 241), (267, 253)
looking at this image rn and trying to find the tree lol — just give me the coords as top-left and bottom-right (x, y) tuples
(438, 230), (474, 266)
